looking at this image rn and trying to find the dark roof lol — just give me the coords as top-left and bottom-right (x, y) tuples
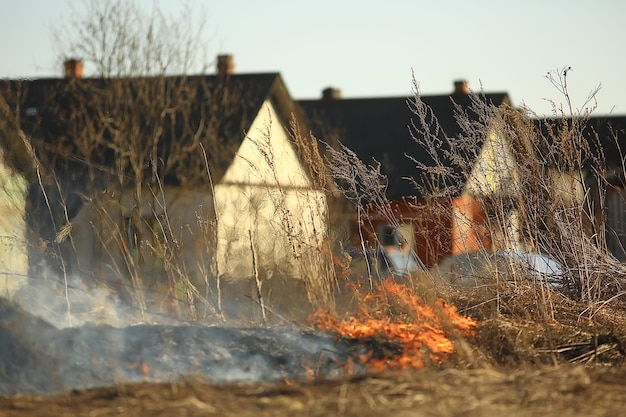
(299, 91), (511, 200)
(586, 115), (626, 171)
(0, 72), (311, 245)
(533, 115), (626, 184)
(0, 72), (305, 185)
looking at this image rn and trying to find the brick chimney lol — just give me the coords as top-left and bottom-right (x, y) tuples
(321, 87), (342, 102)
(64, 59), (84, 79)
(216, 54), (234, 77)
(453, 80), (469, 95)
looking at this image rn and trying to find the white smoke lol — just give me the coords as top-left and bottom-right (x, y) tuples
(9, 260), (197, 328)
(1, 260), (362, 396)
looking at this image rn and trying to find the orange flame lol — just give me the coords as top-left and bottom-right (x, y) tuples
(311, 279), (478, 372)
(140, 361), (150, 376)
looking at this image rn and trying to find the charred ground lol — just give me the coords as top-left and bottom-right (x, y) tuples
(2, 283), (626, 417)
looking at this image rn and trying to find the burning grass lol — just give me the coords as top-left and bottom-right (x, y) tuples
(311, 279), (478, 372)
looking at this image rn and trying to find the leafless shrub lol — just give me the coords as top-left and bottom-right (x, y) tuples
(320, 68), (625, 314)
(409, 69), (625, 309)
(5, 1), (266, 323)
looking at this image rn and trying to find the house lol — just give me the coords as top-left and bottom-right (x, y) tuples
(299, 81), (512, 268)
(1, 56), (329, 320)
(0, 94), (39, 297)
(300, 84), (626, 270)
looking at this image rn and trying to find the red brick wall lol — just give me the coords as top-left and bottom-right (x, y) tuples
(451, 195), (491, 254)
(346, 195), (492, 268)
(350, 199), (453, 268)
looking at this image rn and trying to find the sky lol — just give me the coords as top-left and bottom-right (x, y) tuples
(1, 0), (624, 116)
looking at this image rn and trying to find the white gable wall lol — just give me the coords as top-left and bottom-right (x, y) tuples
(463, 126), (523, 250)
(215, 100), (327, 280)
(465, 127), (519, 197)
(0, 154), (28, 297)
(220, 101), (311, 187)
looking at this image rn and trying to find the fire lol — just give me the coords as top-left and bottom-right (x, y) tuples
(311, 279), (478, 372)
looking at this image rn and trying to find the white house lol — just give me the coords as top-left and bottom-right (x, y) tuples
(0, 94), (38, 297)
(29, 57), (333, 319)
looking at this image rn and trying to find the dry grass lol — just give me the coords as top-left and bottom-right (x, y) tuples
(405, 69), (626, 308)
(310, 69), (626, 371)
(7, 57), (626, 339)
(3, 365), (626, 417)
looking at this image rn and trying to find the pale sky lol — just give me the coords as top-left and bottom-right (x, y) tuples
(1, 0), (624, 116)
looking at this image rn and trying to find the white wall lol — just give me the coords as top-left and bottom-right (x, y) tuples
(215, 100), (327, 280)
(0, 157), (28, 297)
(465, 127), (519, 197)
(464, 126), (526, 251)
(70, 187), (216, 289)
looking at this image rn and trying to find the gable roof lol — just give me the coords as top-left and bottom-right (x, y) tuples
(0, 71), (307, 186)
(0, 68), (315, 246)
(531, 114), (626, 186)
(584, 115), (626, 173)
(299, 86), (511, 200)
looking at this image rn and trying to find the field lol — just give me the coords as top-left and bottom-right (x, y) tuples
(2, 280), (626, 417)
(2, 366), (626, 417)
